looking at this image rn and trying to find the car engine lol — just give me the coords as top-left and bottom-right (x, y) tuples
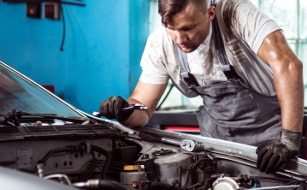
(0, 123), (306, 190)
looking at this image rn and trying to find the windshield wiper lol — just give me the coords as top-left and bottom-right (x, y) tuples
(0, 109), (89, 127)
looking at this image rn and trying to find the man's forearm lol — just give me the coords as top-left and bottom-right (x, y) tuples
(275, 60), (304, 133)
(120, 110), (149, 128)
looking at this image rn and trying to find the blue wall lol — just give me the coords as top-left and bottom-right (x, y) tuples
(0, 0), (149, 114)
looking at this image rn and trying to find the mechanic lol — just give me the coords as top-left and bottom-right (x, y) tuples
(98, 0), (304, 173)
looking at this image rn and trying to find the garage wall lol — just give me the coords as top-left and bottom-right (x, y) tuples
(0, 0), (149, 114)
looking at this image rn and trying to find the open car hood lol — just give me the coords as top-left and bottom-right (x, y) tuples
(1, 60), (307, 190)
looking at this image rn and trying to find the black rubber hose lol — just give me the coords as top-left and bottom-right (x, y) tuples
(97, 179), (128, 190)
(156, 83), (174, 110)
(90, 145), (111, 179)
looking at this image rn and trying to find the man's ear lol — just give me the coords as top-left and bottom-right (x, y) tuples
(208, 6), (216, 20)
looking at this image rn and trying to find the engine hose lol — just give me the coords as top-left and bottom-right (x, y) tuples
(202, 177), (218, 190)
(139, 181), (184, 190)
(74, 179), (128, 190)
(90, 144), (111, 179)
(156, 83), (174, 110)
(37, 147), (73, 165)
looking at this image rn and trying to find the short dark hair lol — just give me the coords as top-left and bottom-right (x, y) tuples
(158, 0), (209, 26)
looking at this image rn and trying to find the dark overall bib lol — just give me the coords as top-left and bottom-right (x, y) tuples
(175, 17), (281, 146)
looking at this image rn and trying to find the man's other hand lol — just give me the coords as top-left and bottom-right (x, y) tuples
(256, 129), (301, 173)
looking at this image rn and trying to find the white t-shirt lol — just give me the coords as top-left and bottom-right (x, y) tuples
(139, 0), (281, 97)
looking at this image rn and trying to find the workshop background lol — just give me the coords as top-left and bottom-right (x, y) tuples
(0, 0), (150, 114)
(0, 0), (307, 114)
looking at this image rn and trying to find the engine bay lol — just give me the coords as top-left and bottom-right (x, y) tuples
(0, 124), (306, 190)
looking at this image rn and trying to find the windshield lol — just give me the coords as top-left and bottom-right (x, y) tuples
(0, 62), (82, 118)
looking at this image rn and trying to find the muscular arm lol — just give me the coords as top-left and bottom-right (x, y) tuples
(120, 81), (168, 128)
(258, 30), (304, 132)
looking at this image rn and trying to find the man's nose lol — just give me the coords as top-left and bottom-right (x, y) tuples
(174, 30), (187, 44)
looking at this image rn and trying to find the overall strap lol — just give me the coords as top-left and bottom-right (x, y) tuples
(174, 43), (200, 87)
(211, 4), (242, 80)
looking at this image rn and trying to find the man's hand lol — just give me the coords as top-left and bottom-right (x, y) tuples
(99, 96), (133, 122)
(256, 129), (301, 173)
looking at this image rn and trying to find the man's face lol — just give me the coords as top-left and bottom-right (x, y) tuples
(165, 2), (215, 53)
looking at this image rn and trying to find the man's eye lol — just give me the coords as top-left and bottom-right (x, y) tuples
(181, 26), (193, 31)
